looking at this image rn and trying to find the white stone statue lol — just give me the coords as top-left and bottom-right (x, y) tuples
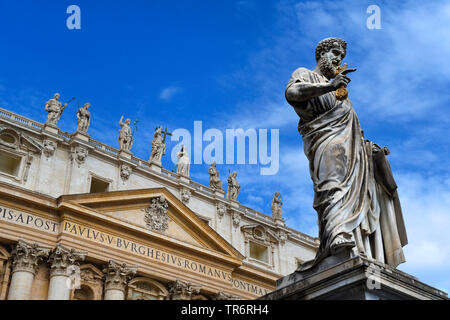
(286, 37), (408, 269)
(118, 116), (133, 152)
(271, 192), (283, 220)
(176, 145), (190, 177)
(226, 171), (240, 201)
(76, 103), (91, 133)
(149, 127), (165, 164)
(208, 162), (223, 191)
(44, 93), (68, 126)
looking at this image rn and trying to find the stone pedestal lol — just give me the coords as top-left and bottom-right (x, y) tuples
(118, 149), (133, 160)
(41, 124), (59, 135)
(71, 131), (90, 142)
(178, 175), (190, 184)
(260, 249), (448, 300)
(213, 189), (225, 198)
(149, 161), (162, 173)
(229, 200), (240, 209)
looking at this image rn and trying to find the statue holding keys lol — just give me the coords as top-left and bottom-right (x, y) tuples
(285, 38), (407, 270)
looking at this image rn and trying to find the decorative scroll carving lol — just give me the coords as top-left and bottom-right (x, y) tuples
(168, 279), (201, 300)
(216, 203), (227, 219)
(43, 139), (57, 159)
(71, 145), (88, 167)
(181, 188), (191, 203)
(48, 244), (87, 277)
(120, 164), (132, 182)
(103, 260), (137, 293)
(10, 240), (49, 275)
(144, 196), (170, 232)
(213, 291), (241, 300)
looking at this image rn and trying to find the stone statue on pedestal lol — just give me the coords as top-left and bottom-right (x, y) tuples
(286, 37), (407, 269)
(45, 93), (68, 126)
(208, 162), (223, 191)
(176, 145), (190, 177)
(149, 127), (166, 164)
(271, 192), (283, 220)
(226, 171), (240, 201)
(76, 103), (91, 133)
(118, 116), (133, 152)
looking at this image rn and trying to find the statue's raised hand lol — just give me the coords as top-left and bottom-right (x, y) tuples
(331, 68), (356, 90)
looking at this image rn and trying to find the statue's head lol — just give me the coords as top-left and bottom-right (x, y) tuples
(232, 171), (237, 177)
(211, 162), (216, 167)
(83, 103), (91, 109)
(125, 118), (131, 125)
(315, 37), (347, 80)
(275, 191), (280, 197)
(54, 93), (60, 100)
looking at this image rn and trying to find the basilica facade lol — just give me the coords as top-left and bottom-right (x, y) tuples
(0, 105), (318, 300)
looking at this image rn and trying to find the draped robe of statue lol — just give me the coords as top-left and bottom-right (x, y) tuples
(286, 67), (408, 269)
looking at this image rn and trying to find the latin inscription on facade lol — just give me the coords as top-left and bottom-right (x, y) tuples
(63, 220), (270, 296)
(0, 205), (59, 234)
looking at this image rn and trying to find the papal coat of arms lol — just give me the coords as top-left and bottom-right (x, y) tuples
(144, 196), (170, 232)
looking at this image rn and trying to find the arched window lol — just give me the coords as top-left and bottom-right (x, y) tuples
(127, 278), (168, 300)
(73, 285), (95, 300)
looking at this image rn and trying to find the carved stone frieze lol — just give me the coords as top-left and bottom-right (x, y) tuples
(144, 195), (170, 232)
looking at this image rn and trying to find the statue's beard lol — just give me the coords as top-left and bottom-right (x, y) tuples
(319, 56), (337, 79)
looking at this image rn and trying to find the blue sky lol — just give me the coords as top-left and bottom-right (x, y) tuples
(1, 0), (449, 293)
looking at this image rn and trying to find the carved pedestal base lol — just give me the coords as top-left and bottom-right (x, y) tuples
(149, 161), (162, 173)
(118, 150), (133, 160)
(71, 131), (90, 142)
(261, 249), (448, 300)
(41, 124), (59, 135)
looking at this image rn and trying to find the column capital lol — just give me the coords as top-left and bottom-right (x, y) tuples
(213, 291), (241, 300)
(103, 260), (137, 293)
(48, 244), (87, 277)
(10, 239), (50, 275)
(168, 279), (201, 300)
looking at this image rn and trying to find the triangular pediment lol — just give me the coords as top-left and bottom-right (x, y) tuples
(58, 188), (244, 264)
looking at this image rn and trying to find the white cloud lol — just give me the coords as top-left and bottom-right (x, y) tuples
(159, 86), (182, 101)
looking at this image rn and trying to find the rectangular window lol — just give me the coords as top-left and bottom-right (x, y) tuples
(249, 242), (269, 263)
(89, 177), (109, 193)
(0, 152), (21, 177)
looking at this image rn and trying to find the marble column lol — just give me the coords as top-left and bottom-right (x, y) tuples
(168, 279), (201, 300)
(7, 240), (49, 300)
(47, 244), (87, 300)
(103, 260), (137, 300)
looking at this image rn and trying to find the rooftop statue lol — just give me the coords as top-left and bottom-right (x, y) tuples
(44, 93), (73, 127)
(208, 162), (224, 191)
(118, 115), (133, 152)
(286, 37), (408, 269)
(271, 192), (283, 220)
(226, 171), (240, 201)
(148, 126), (166, 164)
(76, 103), (91, 133)
(176, 145), (190, 177)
